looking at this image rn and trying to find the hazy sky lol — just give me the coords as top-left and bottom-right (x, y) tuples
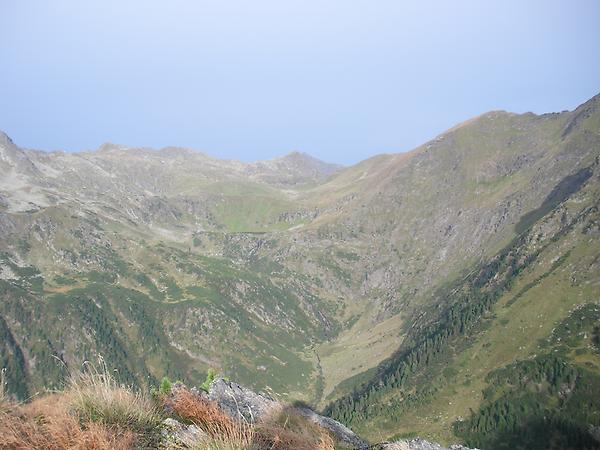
(1, 0), (599, 164)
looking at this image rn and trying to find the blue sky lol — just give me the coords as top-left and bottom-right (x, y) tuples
(1, 0), (599, 164)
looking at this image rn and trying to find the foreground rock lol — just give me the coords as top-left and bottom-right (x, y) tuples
(208, 377), (368, 448)
(208, 377), (278, 422)
(162, 417), (208, 448)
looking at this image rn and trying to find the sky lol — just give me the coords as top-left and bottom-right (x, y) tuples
(1, 1), (599, 165)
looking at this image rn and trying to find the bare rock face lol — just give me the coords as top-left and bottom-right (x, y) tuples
(208, 377), (369, 448)
(208, 377), (279, 422)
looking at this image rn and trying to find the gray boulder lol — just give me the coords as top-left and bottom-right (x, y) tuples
(161, 417), (208, 448)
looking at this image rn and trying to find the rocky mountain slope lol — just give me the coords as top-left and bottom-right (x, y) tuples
(1, 93), (599, 447)
(326, 155), (600, 447)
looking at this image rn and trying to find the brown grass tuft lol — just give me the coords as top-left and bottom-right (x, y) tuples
(67, 360), (164, 446)
(0, 394), (136, 450)
(0, 360), (164, 449)
(165, 386), (255, 449)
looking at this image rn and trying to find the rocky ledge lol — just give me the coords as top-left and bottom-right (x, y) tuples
(163, 377), (475, 450)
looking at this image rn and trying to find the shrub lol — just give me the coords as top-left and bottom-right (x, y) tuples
(160, 376), (173, 395)
(201, 367), (217, 392)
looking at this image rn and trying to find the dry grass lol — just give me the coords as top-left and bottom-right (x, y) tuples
(164, 387), (255, 449)
(68, 362), (163, 434)
(0, 361), (163, 450)
(165, 386), (335, 450)
(0, 394), (136, 450)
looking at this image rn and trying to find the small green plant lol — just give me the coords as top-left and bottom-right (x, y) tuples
(201, 368), (217, 392)
(159, 376), (172, 395)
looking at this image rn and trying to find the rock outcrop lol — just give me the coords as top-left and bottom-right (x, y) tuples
(208, 377), (279, 421)
(208, 377), (368, 448)
(162, 417), (208, 448)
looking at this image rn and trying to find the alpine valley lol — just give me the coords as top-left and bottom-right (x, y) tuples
(1, 93), (600, 449)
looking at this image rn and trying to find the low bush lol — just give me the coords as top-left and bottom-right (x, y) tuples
(160, 376), (173, 395)
(200, 368), (217, 392)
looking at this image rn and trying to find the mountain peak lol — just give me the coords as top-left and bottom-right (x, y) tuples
(279, 150), (313, 159)
(278, 150), (334, 163)
(239, 151), (342, 186)
(97, 142), (130, 153)
(274, 151), (343, 174)
(0, 131), (42, 178)
(0, 130), (15, 147)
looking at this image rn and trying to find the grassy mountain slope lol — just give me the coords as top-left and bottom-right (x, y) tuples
(325, 139), (600, 446)
(288, 95), (600, 408)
